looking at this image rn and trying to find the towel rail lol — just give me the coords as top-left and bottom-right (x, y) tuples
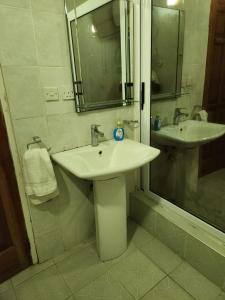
(27, 136), (51, 152)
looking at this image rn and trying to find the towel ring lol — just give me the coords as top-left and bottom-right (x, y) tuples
(27, 136), (51, 152)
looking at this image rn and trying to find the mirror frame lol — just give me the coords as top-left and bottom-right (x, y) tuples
(66, 0), (134, 113)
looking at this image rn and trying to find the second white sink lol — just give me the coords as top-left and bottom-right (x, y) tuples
(151, 120), (225, 149)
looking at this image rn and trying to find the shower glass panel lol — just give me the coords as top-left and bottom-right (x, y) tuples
(150, 0), (225, 234)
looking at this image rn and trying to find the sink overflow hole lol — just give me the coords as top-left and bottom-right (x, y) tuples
(99, 151), (103, 155)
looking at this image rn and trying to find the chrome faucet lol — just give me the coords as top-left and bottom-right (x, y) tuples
(91, 124), (104, 147)
(173, 108), (189, 125)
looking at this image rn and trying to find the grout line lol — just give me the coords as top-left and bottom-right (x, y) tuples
(53, 261), (74, 299)
(138, 275), (167, 300)
(137, 242), (180, 277)
(11, 261), (54, 288)
(11, 281), (19, 300)
(167, 275), (197, 300)
(0, 3), (30, 10)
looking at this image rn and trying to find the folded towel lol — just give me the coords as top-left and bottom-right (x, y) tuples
(23, 148), (58, 205)
(198, 110), (208, 122)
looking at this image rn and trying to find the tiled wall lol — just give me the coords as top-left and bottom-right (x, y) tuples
(0, 0), (138, 262)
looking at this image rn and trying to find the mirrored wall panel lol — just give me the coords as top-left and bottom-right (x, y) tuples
(66, 0), (133, 112)
(150, 0), (225, 234)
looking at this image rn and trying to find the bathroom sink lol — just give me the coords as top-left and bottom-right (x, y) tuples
(151, 120), (225, 149)
(52, 139), (160, 180)
(52, 138), (159, 262)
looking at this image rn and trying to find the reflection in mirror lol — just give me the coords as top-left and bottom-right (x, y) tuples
(150, 0), (225, 234)
(152, 6), (184, 100)
(65, 0), (133, 112)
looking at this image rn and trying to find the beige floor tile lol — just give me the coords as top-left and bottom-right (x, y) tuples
(0, 281), (17, 300)
(14, 265), (71, 300)
(11, 259), (54, 287)
(56, 246), (109, 293)
(0, 288), (17, 300)
(109, 249), (166, 299)
(0, 280), (12, 294)
(216, 292), (225, 300)
(142, 277), (194, 300)
(140, 238), (182, 274)
(74, 272), (133, 300)
(170, 262), (221, 300)
(127, 219), (154, 249)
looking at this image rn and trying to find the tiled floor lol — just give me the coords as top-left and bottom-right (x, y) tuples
(185, 168), (225, 233)
(0, 219), (224, 300)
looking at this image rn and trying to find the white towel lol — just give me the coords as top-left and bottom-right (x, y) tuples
(23, 148), (58, 205)
(198, 110), (208, 122)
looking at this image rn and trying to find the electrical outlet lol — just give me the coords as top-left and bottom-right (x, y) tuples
(61, 86), (74, 100)
(44, 87), (59, 101)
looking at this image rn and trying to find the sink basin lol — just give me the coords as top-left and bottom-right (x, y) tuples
(52, 139), (160, 262)
(52, 139), (160, 180)
(151, 120), (225, 149)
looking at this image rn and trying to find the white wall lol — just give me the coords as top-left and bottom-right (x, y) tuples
(0, 0), (139, 262)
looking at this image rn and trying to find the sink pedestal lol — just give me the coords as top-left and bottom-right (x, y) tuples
(94, 175), (127, 261)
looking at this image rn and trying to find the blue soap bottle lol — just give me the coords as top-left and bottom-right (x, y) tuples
(153, 115), (161, 131)
(113, 120), (124, 141)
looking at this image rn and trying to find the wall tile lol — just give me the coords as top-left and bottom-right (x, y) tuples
(35, 229), (65, 262)
(0, 0), (30, 8)
(0, 6), (36, 66)
(31, 0), (64, 14)
(2, 66), (44, 119)
(185, 234), (225, 289)
(45, 101), (75, 115)
(40, 66), (75, 115)
(29, 196), (61, 236)
(13, 116), (49, 156)
(196, 0), (211, 31)
(151, 99), (176, 126)
(130, 195), (157, 236)
(40, 66), (73, 90)
(47, 113), (80, 153)
(55, 166), (95, 250)
(155, 214), (187, 258)
(33, 12), (70, 67)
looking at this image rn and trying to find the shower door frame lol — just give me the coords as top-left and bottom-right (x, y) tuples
(140, 0), (225, 243)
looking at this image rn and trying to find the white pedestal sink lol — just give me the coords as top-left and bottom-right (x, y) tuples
(52, 139), (160, 261)
(151, 120), (225, 149)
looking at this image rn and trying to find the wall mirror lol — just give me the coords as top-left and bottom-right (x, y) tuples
(151, 3), (185, 101)
(65, 0), (133, 112)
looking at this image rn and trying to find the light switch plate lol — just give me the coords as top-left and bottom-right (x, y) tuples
(44, 87), (59, 101)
